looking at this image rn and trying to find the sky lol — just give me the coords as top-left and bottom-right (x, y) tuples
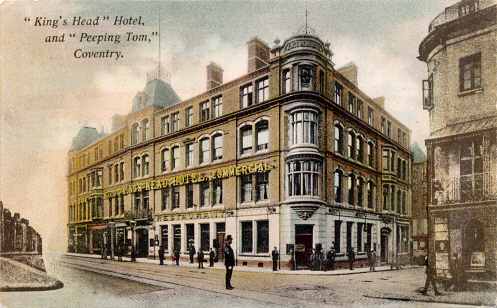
(0, 0), (454, 252)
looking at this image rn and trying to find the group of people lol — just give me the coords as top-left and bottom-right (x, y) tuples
(307, 246), (377, 272)
(157, 245), (217, 268)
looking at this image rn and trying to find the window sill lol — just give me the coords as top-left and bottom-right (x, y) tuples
(458, 87), (483, 97)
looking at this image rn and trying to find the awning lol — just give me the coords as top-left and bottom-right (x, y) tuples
(429, 116), (497, 140)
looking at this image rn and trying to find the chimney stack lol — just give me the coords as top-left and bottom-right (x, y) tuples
(373, 96), (385, 109)
(337, 62), (358, 87)
(206, 62), (223, 90)
(247, 37), (270, 73)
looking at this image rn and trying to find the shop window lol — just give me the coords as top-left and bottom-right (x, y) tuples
(256, 220), (269, 253)
(241, 221), (253, 253)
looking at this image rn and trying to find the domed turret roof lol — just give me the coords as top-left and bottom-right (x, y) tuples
(70, 126), (104, 151)
(131, 79), (180, 113)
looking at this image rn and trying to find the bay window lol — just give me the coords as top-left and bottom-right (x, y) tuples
(287, 160), (321, 197)
(289, 110), (318, 145)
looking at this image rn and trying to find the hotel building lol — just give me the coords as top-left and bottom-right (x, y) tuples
(67, 30), (411, 269)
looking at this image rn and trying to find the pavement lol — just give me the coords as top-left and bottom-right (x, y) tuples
(0, 256), (63, 291)
(64, 252), (411, 275)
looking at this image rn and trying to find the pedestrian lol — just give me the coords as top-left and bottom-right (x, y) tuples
(174, 248), (180, 266)
(189, 244), (196, 264)
(421, 255), (441, 296)
(327, 247), (336, 270)
(347, 247), (355, 270)
(117, 243), (122, 262)
(224, 235), (235, 290)
(370, 249), (376, 272)
(209, 248), (215, 267)
(158, 245), (165, 265)
(198, 249), (204, 269)
(271, 247), (279, 271)
(446, 253), (461, 291)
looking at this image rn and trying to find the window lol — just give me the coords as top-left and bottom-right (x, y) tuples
(283, 69), (291, 94)
(212, 134), (223, 160)
(142, 155), (150, 176)
(298, 65), (314, 91)
(161, 148), (169, 172)
(240, 125), (253, 155)
(133, 156), (141, 178)
(161, 225), (168, 251)
(346, 222), (353, 252)
(459, 0), (480, 17)
(200, 224), (210, 252)
(108, 198), (113, 217)
(241, 221), (253, 253)
(255, 173), (269, 201)
(367, 142), (374, 167)
(212, 179), (223, 205)
(185, 143), (194, 167)
(357, 100), (363, 119)
(334, 82), (343, 106)
(348, 132), (356, 159)
(334, 170), (343, 203)
(113, 165), (118, 185)
(241, 175), (253, 203)
(289, 110), (318, 145)
(396, 189), (402, 213)
(367, 181), (375, 209)
(287, 160), (321, 197)
(186, 224), (194, 248)
(397, 157), (402, 178)
(383, 185), (389, 210)
(172, 186), (180, 209)
(119, 162), (124, 181)
(161, 188), (169, 211)
(334, 221), (342, 253)
(348, 174), (355, 205)
(319, 70), (325, 94)
(357, 223), (363, 252)
(240, 84), (253, 108)
(119, 195), (124, 214)
(186, 184), (194, 208)
(387, 121), (392, 137)
(161, 116), (170, 135)
(356, 136), (364, 162)
(390, 185), (396, 212)
(382, 149), (390, 171)
(348, 93), (356, 114)
(367, 107), (374, 126)
(212, 96), (223, 118)
(460, 137), (483, 201)
(171, 112), (180, 132)
(256, 77), (269, 103)
(200, 182), (210, 207)
(256, 220), (269, 253)
(255, 120), (269, 151)
(131, 123), (139, 145)
(334, 124), (343, 154)
(357, 177), (364, 207)
(173, 225), (181, 252)
(459, 53), (481, 92)
(171, 146), (180, 170)
(402, 191), (407, 215)
(200, 101), (210, 122)
(199, 138), (210, 163)
(141, 119), (150, 141)
(185, 107), (193, 127)
(423, 75), (434, 110)
(381, 117), (386, 134)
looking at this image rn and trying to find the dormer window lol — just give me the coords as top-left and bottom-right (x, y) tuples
(458, 0), (479, 17)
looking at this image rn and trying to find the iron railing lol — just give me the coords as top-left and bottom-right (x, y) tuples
(429, 0), (497, 32)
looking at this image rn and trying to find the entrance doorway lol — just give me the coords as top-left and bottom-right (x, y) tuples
(136, 228), (149, 257)
(215, 223), (225, 261)
(295, 224), (313, 269)
(380, 227), (391, 263)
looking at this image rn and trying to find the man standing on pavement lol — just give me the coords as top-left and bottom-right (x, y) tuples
(189, 244), (196, 264)
(370, 249), (376, 271)
(421, 255), (441, 296)
(327, 246), (336, 270)
(209, 248), (215, 267)
(271, 247), (279, 271)
(174, 248), (180, 266)
(158, 245), (165, 265)
(198, 249), (204, 269)
(347, 247), (355, 270)
(224, 235), (235, 290)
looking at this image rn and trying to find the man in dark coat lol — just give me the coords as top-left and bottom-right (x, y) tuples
(158, 245), (165, 265)
(271, 247), (279, 271)
(347, 247), (355, 270)
(224, 235), (235, 290)
(174, 248), (180, 266)
(198, 249), (204, 269)
(421, 255), (441, 296)
(209, 248), (215, 267)
(327, 247), (336, 271)
(189, 244), (196, 264)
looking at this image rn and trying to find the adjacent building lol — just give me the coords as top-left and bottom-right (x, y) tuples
(419, 0), (497, 280)
(410, 143), (427, 264)
(68, 30), (412, 269)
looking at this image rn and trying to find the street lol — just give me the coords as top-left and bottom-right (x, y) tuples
(1, 254), (494, 308)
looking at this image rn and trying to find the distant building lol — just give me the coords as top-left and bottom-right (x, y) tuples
(68, 30), (412, 269)
(419, 0), (497, 280)
(410, 143), (427, 264)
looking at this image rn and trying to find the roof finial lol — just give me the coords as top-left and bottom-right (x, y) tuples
(158, 8), (161, 78)
(305, 2), (308, 35)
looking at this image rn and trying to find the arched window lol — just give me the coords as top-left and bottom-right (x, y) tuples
(356, 136), (364, 162)
(283, 69), (291, 94)
(171, 146), (180, 170)
(142, 154), (150, 176)
(348, 174), (355, 205)
(357, 177), (364, 207)
(161, 148), (169, 172)
(255, 120), (269, 151)
(367, 142), (375, 167)
(141, 119), (150, 141)
(133, 156), (141, 178)
(240, 125), (253, 154)
(334, 124), (343, 154)
(131, 123), (139, 145)
(348, 132), (356, 159)
(199, 137), (210, 163)
(334, 170), (343, 203)
(212, 134), (223, 160)
(367, 181), (375, 209)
